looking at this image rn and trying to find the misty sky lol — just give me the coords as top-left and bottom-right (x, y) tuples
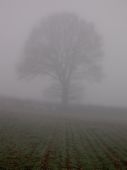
(0, 0), (127, 107)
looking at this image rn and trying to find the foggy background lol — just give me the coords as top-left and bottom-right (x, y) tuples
(0, 0), (127, 107)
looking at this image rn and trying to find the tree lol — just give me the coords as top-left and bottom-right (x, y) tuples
(18, 13), (103, 105)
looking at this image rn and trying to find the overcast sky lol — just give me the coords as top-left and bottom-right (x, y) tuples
(0, 0), (127, 107)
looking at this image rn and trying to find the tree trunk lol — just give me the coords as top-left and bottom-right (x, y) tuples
(61, 87), (69, 106)
(61, 80), (70, 106)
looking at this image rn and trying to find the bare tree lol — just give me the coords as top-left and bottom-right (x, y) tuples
(18, 13), (103, 105)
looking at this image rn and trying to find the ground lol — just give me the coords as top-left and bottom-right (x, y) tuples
(0, 104), (127, 169)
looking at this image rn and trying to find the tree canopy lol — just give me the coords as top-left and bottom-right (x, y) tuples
(18, 13), (103, 105)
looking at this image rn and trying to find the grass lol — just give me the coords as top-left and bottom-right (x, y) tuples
(0, 103), (127, 169)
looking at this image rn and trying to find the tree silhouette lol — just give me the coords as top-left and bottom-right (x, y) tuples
(18, 13), (103, 105)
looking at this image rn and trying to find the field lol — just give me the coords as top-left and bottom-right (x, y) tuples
(0, 102), (127, 170)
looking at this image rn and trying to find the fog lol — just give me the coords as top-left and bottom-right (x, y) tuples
(1, 2), (127, 168)
(0, 0), (127, 107)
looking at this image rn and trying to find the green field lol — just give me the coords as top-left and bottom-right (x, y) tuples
(0, 105), (127, 170)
